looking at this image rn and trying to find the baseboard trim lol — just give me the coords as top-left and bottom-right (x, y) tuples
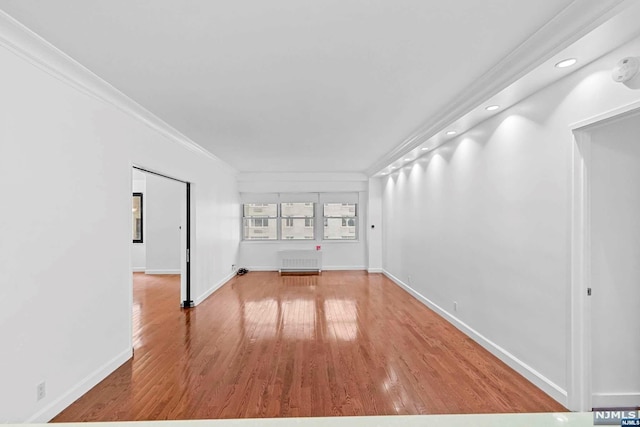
(592, 392), (640, 408)
(145, 269), (180, 275)
(246, 266), (366, 272)
(194, 271), (236, 306)
(323, 265), (366, 271)
(367, 268), (383, 274)
(246, 266), (278, 272)
(132, 267), (145, 272)
(382, 269), (568, 407)
(26, 348), (132, 423)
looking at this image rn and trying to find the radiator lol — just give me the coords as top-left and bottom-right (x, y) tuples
(278, 250), (322, 274)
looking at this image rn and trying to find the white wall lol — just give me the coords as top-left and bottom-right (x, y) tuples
(380, 35), (640, 405)
(589, 114), (640, 408)
(131, 172), (146, 271)
(0, 23), (240, 423)
(237, 173), (368, 270)
(367, 178), (383, 273)
(145, 173), (182, 274)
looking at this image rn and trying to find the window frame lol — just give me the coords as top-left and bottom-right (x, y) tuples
(242, 203), (279, 241)
(132, 192), (143, 243)
(280, 202), (315, 241)
(240, 196), (359, 242)
(322, 202), (358, 241)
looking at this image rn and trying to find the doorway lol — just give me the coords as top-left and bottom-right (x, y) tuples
(569, 103), (640, 411)
(131, 166), (193, 308)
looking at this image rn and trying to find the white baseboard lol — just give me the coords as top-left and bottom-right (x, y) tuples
(132, 267), (145, 272)
(382, 269), (568, 407)
(247, 266), (365, 272)
(246, 266), (278, 272)
(367, 268), (383, 273)
(323, 265), (366, 271)
(194, 271), (236, 306)
(592, 392), (640, 408)
(26, 348), (132, 423)
(145, 269), (180, 275)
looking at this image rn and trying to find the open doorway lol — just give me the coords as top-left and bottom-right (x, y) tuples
(131, 166), (193, 308)
(570, 104), (640, 411)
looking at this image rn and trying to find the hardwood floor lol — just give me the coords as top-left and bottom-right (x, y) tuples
(52, 271), (566, 422)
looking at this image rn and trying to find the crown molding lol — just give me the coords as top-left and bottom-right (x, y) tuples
(0, 10), (238, 176)
(366, 0), (632, 176)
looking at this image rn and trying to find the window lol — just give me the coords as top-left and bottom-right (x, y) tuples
(281, 202), (315, 240)
(241, 195), (357, 241)
(324, 203), (357, 240)
(243, 203), (278, 240)
(132, 193), (143, 243)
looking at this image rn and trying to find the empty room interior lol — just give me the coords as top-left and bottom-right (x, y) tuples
(2, 1), (640, 426)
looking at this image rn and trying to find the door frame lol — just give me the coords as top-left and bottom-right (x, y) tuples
(568, 99), (640, 411)
(132, 165), (194, 308)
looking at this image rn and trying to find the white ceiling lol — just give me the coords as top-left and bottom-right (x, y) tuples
(0, 0), (628, 173)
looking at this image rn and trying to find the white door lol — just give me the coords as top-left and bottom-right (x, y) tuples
(589, 113), (640, 408)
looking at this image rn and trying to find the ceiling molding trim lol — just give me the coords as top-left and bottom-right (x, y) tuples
(237, 172), (369, 183)
(0, 10), (238, 177)
(365, 0), (632, 176)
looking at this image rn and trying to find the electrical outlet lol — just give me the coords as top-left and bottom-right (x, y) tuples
(37, 382), (46, 401)
(232, 264), (236, 271)
(407, 275), (412, 285)
(454, 301), (458, 312)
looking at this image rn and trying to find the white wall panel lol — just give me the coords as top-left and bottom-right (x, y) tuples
(0, 39), (239, 423)
(380, 35), (640, 404)
(589, 115), (640, 407)
(145, 174), (182, 274)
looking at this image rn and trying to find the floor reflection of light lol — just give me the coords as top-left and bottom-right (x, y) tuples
(244, 299), (278, 339)
(324, 298), (358, 341)
(282, 299), (315, 340)
(381, 364), (409, 414)
(132, 303), (143, 347)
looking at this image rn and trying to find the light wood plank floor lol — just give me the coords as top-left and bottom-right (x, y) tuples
(53, 271), (566, 421)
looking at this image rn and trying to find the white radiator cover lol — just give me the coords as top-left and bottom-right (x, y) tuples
(278, 250), (322, 273)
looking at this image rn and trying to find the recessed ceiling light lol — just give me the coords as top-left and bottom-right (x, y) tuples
(555, 58), (577, 68)
(446, 130), (457, 136)
(486, 105), (500, 111)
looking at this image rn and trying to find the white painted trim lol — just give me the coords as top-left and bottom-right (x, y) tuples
(26, 348), (131, 423)
(383, 269), (568, 407)
(246, 266), (365, 272)
(568, 129), (593, 412)
(592, 393), (640, 408)
(323, 265), (366, 271)
(145, 269), (181, 275)
(570, 98), (640, 130)
(193, 271), (236, 306)
(245, 266), (279, 272)
(0, 10), (237, 176)
(132, 267), (146, 272)
(568, 105), (640, 411)
(367, 268), (383, 274)
(366, 0), (631, 176)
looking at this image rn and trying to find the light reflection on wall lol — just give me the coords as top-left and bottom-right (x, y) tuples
(324, 298), (358, 341)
